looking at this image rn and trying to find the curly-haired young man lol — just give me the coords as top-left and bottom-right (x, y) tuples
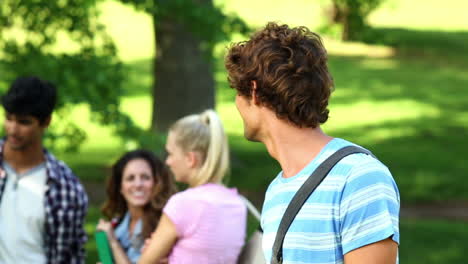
(226, 22), (399, 264)
(0, 76), (88, 263)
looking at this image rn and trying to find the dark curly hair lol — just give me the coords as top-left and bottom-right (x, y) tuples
(2, 76), (57, 124)
(225, 22), (333, 128)
(101, 149), (177, 239)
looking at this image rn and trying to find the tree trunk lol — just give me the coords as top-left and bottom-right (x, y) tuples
(341, 6), (365, 41)
(151, 11), (215, 132)
(342, 12), (350, 41)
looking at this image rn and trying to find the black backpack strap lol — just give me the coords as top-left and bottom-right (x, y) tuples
(271, 145), (373, 264)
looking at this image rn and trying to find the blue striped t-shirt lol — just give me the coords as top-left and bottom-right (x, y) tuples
(261, 138), (400, 264)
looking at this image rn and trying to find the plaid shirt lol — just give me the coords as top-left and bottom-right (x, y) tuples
(0, 140), (88, 264)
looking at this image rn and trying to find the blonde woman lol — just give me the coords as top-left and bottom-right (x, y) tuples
(138, 110), (247, 264)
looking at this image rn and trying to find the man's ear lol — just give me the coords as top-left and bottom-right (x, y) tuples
(251, 80), (260, 105)
(41, 116), (52, 128)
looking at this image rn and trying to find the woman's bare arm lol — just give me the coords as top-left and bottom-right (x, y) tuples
(137, 213), (178, 264)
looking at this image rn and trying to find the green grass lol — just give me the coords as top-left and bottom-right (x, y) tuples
(324, 55), (468, 202)
(399, 219), (468, 263)
(85, 206), (101, 263)
(360, 27), (468, 68)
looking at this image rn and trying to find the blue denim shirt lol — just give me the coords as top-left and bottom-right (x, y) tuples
(114, 212), (143, 264)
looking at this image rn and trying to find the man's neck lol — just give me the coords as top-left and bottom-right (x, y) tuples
(3, 142), (45, 174)
(261, 120), (333, 178)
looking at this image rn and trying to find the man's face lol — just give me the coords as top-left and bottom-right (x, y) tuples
(4, 113), (47, 151)
(235, 93), (261, 142)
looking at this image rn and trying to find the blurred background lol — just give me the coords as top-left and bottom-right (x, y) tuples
(0, 0), (467, 263)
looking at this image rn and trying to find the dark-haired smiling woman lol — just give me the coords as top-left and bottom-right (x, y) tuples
(97, 150), (176, 264)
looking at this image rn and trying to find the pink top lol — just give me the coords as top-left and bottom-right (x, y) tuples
(163, 183), (247, 264)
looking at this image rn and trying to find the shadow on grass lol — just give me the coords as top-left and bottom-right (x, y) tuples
(399, 219), (468, 264)
(85, 206), (100, 264)
(330, 116), (468, 203)
(328, 55), (467, 110)
(324, 54), (467, 202)
(361, 27), (468, 67)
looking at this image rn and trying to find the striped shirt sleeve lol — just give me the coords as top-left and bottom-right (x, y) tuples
(339, 160), (400, 255)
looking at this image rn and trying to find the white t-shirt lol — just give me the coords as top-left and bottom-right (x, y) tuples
(0, 162), (48, 264)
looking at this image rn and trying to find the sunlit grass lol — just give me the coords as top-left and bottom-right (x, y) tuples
(326, 100), (440, 131)
(325, 38), (396, 58)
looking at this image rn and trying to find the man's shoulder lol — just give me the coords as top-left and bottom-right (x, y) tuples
(45, 151), (88, 200)
(46, 152), (72, 177)
(328, 146), (395, 200)
(339, 150), (392, 180)
(337, 147), (399, 209)
(327, 138), (390, 176)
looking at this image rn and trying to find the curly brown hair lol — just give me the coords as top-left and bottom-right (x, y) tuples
(225, 22), (333, 128)
(101, 149), (176, 239)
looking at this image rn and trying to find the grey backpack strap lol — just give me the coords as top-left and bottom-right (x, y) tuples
(271, 145), (373, 264)
(240, 195), (262, 222)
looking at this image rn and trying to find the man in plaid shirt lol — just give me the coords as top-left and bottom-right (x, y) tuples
(0, 76), (88, 263)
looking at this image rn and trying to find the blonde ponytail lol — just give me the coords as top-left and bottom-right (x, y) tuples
(169, 109), (230, 186)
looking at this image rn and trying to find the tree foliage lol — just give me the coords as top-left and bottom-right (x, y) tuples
(327, 0), (386, 40)
(0, 0), (250, 150)
(0, 0), (149, 151)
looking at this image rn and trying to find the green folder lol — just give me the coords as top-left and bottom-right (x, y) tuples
(95, 231), (114, 264)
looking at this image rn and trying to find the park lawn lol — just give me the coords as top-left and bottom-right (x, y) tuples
(399, 219), (468, 263)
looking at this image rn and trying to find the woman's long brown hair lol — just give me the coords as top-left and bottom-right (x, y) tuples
(101, 149), (177, 239)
